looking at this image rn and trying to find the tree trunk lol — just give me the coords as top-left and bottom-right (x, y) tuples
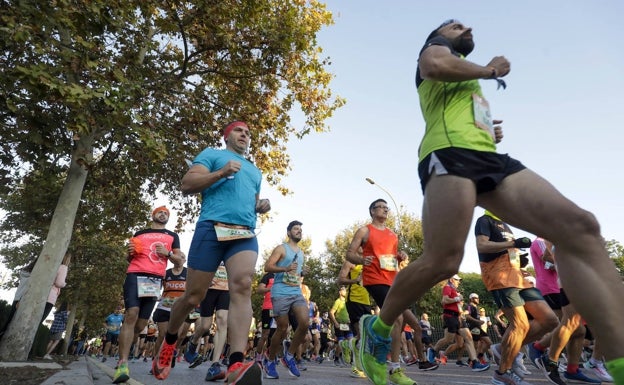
(0, 137), (93, 361)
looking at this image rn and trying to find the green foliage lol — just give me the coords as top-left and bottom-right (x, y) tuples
(0, 0), (343, 357)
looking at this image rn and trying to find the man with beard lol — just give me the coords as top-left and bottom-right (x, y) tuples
(358, 19), (624, 385)
(152, 121), (270, 385)
(113, 206), (184, 383)
(262, 221), (309, 380)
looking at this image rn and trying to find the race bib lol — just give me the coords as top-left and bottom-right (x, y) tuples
(160, 297), (176, 309)
(379, 254), (398, 271)
(214, 223), (255, 241)
(472, 93), (494, 140)
(508, 248), (520, 266)
(188, 310), (200, 320)
(339, 323), (350, 331)
(137, 276), (162, 298)
(282, 271), (301, 286)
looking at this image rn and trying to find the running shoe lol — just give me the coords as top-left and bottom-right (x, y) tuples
(152, 340), (176, 380)
(281, 355), (301, 377)
(456, 359), (469, 367)
(225, 361), (262, 385)
(418, 360), (439, 371)
(189, 353), (205, 369)
(426, 347), (436, 363)
(563, 368), (601, 383)
(358, 314), (391, 385)
(205, 362), (226, 381)
(536, 354), (566, 385)
(112, 362), (130, 384)
(439, 350), (448, 365)
(513, 352), (531, 377)
(491, 369), (533, 385)
(526, 343), (543, 369)
(263, 357), (279, 379)
(470, 359), (490, 372)
(184, 341), (199, 363)
(388, 367), (416, 385)
(584, 359), (614, 382)
(350, 366), (367, 378)
(405, 356), (418, 366)
(296, 358), (307, 371)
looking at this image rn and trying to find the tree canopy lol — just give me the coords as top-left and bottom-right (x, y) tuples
(0, 0), (343, 359)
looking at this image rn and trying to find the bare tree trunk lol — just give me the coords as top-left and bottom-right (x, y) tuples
(0, 137), (93, 360)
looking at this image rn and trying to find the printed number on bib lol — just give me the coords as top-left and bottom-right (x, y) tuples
(137, 276), (162, 298)
(214, 223), (255, 241)
(379, 255), (398, 271)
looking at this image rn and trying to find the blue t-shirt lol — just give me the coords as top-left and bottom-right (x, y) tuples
(105, 313), (124, 335)
(193, 148), (262, 229)
(271, 243), (304, 298)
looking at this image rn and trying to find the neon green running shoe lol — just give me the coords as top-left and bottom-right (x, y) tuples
(389, 367), (416, 385)
(112, 362), (130, 384)
(358, 315), (391, 385)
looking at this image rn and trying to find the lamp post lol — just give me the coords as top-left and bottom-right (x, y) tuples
(365, 177), (401, 233)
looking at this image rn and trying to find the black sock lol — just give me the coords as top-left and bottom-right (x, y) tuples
(229, 352), (244, 368)
(165, 332), (178, 345)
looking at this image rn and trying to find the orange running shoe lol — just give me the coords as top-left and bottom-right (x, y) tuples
(225, 361), (262, 384)
(152, 340), (176, 380)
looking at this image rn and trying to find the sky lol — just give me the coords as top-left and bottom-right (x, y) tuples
(1, 0), (623, 302)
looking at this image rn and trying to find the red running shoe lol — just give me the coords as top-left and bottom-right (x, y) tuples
(152, 340), (176, 380)
(225, 361), (262, 385)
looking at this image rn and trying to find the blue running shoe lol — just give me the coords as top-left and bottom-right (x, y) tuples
(563, 368), (601, 383)
(281, 355), (300, 377)
(427, 347), (436, 364)
(526, 343), (543, 369)
(358, 314), (391, 385)
(263, 358), (279, 379)
(205, 362), (225, 381)
(184, 341), (198, 364)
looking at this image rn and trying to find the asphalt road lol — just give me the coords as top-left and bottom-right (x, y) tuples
(88, 355), (564, 385)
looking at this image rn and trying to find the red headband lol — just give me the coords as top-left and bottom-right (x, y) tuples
(223, 121), (249, 140)
(152, 206), (169, 218)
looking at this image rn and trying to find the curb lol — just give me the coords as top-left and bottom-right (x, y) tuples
(41, 356), (93, 385)
(87, 356), (145, 385)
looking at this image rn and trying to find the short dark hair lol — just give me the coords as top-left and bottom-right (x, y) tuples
(287, 220), (302, 232)
(369, 199), (387, 217)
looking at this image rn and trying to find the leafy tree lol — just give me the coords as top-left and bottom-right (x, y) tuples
(606, 239), (624, 278)
(0, 0), (343, 360)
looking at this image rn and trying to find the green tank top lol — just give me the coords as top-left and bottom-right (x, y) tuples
(417, 75), (497, 162)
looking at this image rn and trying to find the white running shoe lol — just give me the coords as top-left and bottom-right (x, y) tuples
(583, 359), (613, 382)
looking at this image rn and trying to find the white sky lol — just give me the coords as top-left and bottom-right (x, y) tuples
(2, 0), (623, 302)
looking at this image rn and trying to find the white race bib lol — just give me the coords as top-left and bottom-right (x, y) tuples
(137, 276), (162, 298)
(214, 224), (255, 241)
(472, 93), (494, 140)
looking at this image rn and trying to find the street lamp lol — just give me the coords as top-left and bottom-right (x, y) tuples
(365, 177), (401, 232)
